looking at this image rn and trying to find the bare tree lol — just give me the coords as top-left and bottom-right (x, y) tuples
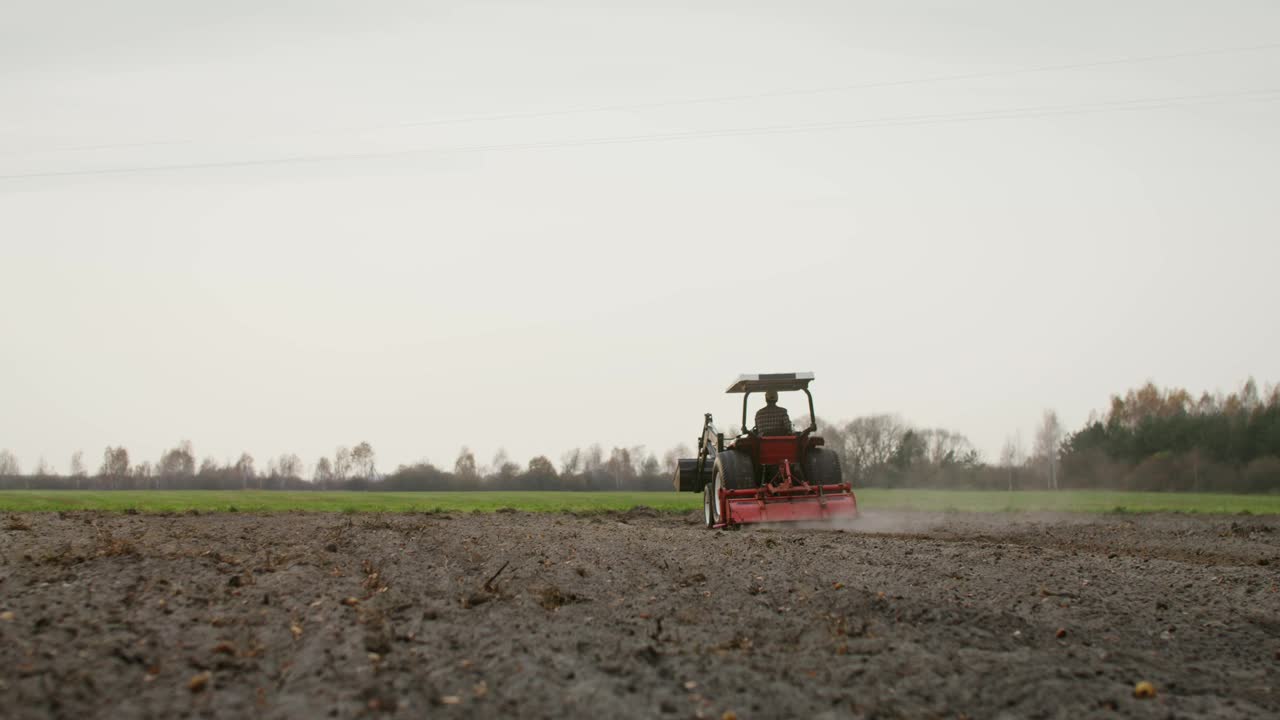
(661, 444), (692, 473)
(0, 449), (20, 490)
(0, 449), (18, 476)
(630, 445), (649, 472)
(158, 440), (196, 488)
(453, 447), (478, 481)
(559, 448), (582, 476)
(276, 453), (304, 482)
(313, 457), (334, 488)
(840, 415), (907, 482)
(1034, 411), (1063, 490)
(100, 446), (130, 489)
(333, 446), (353, 482)
(606, 447), (635, 489)
(69, 450), (86, 489)
(198, 457), (219, 476)
(351, 442), (376, 480)
(1000, 432), (1023, 491)
(235, 453), (255, 490)
(639, 452), (660, 479)
(34, 457), (52, 476)
(133, 461), (155, 489)
(921, 429), (976, 467)
(583, 444), (604, 473)
(488, 448), (509, 479)
(489, 447), (518, 483)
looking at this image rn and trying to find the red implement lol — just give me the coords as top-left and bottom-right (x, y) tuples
(719, 483), (858, 526)
(714, 458), (858, 528)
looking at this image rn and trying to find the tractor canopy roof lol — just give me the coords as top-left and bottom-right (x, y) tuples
(726, 372), (815, 394)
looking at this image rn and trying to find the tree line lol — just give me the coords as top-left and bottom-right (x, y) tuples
(1, 378), (1276, 493)
(0, 441), (675, 492)
(815, 379), (1279, 494)
(1059, 379), (1280, 493)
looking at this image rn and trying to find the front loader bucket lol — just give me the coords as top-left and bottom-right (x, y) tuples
(720, 484), (858, 527)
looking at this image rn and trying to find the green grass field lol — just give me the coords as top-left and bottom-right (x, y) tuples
(0, 489), (1277, 514)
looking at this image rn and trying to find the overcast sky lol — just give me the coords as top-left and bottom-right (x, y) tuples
(2, 0), (1278, 475)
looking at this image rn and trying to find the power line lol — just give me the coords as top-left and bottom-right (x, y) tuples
(5, 40), (1279, 157)
(3, 87), (1275, 182)
(366, 41), (1280, 129)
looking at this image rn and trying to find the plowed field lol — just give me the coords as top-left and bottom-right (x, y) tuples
(2, 509), (1278, 718)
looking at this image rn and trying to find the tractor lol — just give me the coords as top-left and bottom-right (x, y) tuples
(672, 372), (858, 528)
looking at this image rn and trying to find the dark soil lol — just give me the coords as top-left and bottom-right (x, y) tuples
(2, 509), (1279, 719)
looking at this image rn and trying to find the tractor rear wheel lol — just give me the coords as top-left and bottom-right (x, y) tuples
(702, 483), (715, 527)
(804, 448), (843, 485)
(714, 451), (754, 490)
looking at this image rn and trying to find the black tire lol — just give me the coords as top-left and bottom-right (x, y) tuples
(804, 448), (843, 485)
(702, 483), (715, 528)
(714, 451), (755, 491)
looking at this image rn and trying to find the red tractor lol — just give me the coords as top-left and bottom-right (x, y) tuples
(673, 372), (858, 528)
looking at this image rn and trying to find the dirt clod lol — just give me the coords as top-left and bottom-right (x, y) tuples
(538, 585), (582, 610)
(5, 515), (32, 531)
(188, 671), (211, 693)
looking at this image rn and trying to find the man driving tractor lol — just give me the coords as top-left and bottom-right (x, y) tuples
(673, 372), (855, 528)
(754, 389), (793, 435)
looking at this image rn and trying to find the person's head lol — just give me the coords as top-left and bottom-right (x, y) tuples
(765, 390), (779, 405)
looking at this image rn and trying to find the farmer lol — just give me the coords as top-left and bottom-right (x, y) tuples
(754, 390), (793, 435)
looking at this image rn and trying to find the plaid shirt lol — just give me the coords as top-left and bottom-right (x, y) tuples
(754, 404), (793, 435)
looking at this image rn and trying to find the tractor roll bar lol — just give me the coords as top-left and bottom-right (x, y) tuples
(741, 388), (817, 434)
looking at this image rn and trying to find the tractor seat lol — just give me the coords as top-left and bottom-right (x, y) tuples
(754, 434), (805, 466)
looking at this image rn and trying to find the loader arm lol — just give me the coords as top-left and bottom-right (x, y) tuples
(695, 413), (724, 486)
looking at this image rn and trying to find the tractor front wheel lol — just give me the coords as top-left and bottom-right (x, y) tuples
(707, 451), (752, 528)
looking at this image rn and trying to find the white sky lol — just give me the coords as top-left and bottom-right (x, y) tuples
(2, 0), (1278, 474)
